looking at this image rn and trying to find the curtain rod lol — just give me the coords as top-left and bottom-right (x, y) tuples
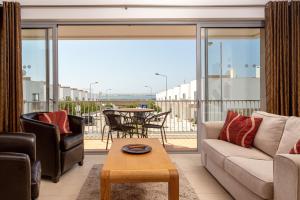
(20, 4), (265, 9)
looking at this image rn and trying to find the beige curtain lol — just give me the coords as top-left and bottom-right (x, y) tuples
(265, 1), (300, 116)
(0, 2), (23, 132)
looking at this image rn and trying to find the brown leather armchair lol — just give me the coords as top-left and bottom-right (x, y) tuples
(20, 112), (84, 183)
(0, 133), (41, 200)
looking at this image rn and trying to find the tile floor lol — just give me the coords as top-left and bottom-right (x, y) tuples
(38, 154), (233, 200)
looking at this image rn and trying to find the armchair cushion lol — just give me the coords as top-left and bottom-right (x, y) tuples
(38, 110), (71, 134)
(60, 133), (83, 151)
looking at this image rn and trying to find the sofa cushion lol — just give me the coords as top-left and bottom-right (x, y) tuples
(219, 111), (263, 148)
(202, 139), (272, 168)
(224, 157), (273, 199)
(252, 111), (288, 157)
(277, 117), (300, 154)
(60, 133), (83, 151)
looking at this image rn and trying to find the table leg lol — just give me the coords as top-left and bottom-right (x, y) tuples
(100, 170), (111, 200)
(168, 169), (179, 200)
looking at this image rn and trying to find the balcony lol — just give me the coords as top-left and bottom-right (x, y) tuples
(23, 99), (260, 151)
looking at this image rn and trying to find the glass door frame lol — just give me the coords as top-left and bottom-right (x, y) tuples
(196, 21), (265, 152)
(22, 24), (59, 111)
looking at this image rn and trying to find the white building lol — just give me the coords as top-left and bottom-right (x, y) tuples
(24, 77), (93, 103)
(156, 76), (260, 121)
(59, 86), (71, 100)
(156, 77), (260, 101)
(23, 77), (47, 113)
(78, 90), (88, 101)
(23, 77), (46, 102)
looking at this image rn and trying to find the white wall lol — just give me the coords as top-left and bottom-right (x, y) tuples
(11, 0), (267, 21)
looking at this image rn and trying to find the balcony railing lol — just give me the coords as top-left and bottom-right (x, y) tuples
(23, 99), (260, 139)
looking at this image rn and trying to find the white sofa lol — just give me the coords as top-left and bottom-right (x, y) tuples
(201, 111), (300, 200)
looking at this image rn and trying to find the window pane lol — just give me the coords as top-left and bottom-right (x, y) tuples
(22, 29), (48, 113)
(206, 28), (261, 120)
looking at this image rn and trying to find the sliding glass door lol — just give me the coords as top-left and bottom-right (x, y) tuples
(57, 25), (197, 151)
(22, 28), (56, 113)
(21, 23), (264, 153)
(201, 28), (263, 121)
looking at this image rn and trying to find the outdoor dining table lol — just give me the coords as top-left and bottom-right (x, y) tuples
(113, 108), (155, 136)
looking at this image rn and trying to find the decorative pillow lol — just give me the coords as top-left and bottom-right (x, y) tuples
(38, 110), (71, 134)
(219, 111), (263, 148)
(289, 139), (300, 154)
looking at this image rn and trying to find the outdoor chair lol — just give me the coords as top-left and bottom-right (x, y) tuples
(128, 112), (150, 134)
(142, 110), (171, 147)
(102, 110), (123, 140)
(102, 110), (135, 150)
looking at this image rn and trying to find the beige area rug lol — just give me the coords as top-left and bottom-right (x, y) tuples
(77, 164), (200, 200)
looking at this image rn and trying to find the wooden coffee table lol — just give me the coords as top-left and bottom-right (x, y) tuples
(100, 138), (179, 200)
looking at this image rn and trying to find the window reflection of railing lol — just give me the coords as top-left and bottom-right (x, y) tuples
(23, 100), (260, 136)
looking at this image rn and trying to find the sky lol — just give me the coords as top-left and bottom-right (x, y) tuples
(22, 38), (259, 94)
(58, 39), (196, 94)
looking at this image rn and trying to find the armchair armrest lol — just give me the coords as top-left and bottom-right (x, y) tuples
(0, 133), (36, 162)
(274, 154), (300, 200)
(20, 117), (60, 143)
(0, 152), (31, 200)
(68, 115), (84, 134)
(200, 121), (224, 140)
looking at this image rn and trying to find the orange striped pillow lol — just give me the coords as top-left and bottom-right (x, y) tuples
(289, 140), (300, 154)
(38, 110), (71, 134)
(219, 111), (263, 148)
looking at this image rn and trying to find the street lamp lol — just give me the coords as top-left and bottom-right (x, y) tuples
(144, 85), (152, 96)
(155, 73), (168, 101)
(106, 88), (112, 100)
(89, 81), (99, 101)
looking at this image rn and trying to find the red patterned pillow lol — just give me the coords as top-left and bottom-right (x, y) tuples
(219, 111), (263, 148)
(38, 110), (71, 134)
(289, 139), (300, 154)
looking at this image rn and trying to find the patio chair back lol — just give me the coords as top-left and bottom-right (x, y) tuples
(103, 110), (122, 129)
(147, 110), (171, 127)
(158, 111), (171, 127)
